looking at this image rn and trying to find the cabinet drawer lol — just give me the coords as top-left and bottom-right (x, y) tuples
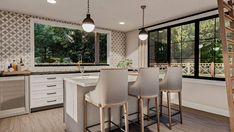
(31, 82), (63, 91)
(30, 96), (63, 108)
(31, 89), (63, 99)
(30, 75), (64, 83)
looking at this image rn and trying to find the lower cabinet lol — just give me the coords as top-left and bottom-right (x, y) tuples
(30, 73), (99, 109)
(30, 74), (67, 109)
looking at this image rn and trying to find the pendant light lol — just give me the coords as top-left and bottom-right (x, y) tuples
(82, 0), (95, 32)
(139, 5), (148, 41)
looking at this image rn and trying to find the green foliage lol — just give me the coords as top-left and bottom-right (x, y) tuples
(34, 23), (107, 64)
(117, 59), (133, 68)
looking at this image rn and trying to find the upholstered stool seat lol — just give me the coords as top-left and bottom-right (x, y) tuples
(159, 67), (183, 130)
(84, 69), (129, 132)
(128, 68), (160, 132)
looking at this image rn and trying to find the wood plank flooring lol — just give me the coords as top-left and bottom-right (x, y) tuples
(0, 107), (230, 132)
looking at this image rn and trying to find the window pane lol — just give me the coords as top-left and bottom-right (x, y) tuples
(149, 31), (157, 66)
(170, 43), (181, 59)
(171, 26), (182, 43)
(199, 39), (214, 77)
(182, 59), (194, 76)
(182, 41), (194, 59)
(199, 39), (224, 78)
(149, 29), (168, 67)
(214, 39), (224, 78)
(200, 19), (215, 40)
(99, 33), (107, 63)
(181, 23), (195, 42)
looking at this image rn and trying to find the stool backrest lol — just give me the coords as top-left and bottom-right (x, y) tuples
(132, 68), (160, 97)
(95, 68), (128, 105)
(163, 67), (182, 91)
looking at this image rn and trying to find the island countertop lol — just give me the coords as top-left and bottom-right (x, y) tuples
(64, 74), (137, 87)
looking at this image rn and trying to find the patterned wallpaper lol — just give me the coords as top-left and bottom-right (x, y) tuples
(111, 31), (126, 66)
(0, 10), (126, 71)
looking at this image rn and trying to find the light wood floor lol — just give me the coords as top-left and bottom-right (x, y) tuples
(0, 107), (230, 132)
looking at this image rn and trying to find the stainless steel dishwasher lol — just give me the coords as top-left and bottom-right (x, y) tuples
(0, 76), (29, 118)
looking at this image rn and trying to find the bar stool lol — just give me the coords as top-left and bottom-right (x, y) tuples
(128, 68), (160, 132)
(84, 69), (129, 132)
(159, 67), (182, 129)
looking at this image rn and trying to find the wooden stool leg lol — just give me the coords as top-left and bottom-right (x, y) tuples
(120, 105), (123, 128)
(167, 92), (172, 130)
(155, 97), (160, 132)
(160, 91), (163, 117)
(108, 108), (111, 131)
(123, 102), (129, 132)
(178, 91), (183, 124)
(84, 100), (87, 132)
(140, 98), (144, 132)
(100, 107), (105, 132)
(147, 99), (150, 120)
(138, 99), (140, 123)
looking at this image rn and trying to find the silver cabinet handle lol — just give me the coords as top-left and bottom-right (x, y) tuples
(47, 85), (56, 87)
(47, 100), (57, 103)
(47, 77), (56, 80)
(47, 92), (56, 95)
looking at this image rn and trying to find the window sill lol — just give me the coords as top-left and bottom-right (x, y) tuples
(35, 63), (110, 67)
(183, 76), (225, 81)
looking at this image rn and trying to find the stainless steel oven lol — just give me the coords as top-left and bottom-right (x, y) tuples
(0, 76), (29, 118)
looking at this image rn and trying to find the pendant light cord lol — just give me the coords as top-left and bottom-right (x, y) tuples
(142, 7), (144, 28)
(141, 5), (146, 29)
(87, 0), (90, 14)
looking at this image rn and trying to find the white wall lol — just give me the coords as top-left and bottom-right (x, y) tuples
(126, 30), (148, 68)
(174, 78), (228, 116)
(126, 30), (139, 68)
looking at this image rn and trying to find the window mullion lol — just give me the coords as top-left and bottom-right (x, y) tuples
(195, 21), (200, 77)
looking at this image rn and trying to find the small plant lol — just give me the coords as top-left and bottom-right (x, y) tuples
(117, 59), (133, 68)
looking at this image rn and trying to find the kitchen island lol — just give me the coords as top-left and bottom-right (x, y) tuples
(63, 74), (139, 132)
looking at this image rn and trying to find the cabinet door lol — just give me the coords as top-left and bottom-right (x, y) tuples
(0, 77), (25, 111)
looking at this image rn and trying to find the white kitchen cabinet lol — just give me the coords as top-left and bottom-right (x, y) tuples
(30, 72), (99, 109)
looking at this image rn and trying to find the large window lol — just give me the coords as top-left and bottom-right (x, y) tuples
(34, 22), (109, 66)
(148, 15), (225, 80)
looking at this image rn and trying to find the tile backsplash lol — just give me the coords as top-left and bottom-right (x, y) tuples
(0, 10), (126, 72)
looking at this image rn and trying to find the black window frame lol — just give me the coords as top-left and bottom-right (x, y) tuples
(33, 22), (110, 67)
(148, 14), (225, 81)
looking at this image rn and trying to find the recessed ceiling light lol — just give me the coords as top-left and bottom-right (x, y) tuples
(119, 22), (125, 25)
(47, 0), (56, 4)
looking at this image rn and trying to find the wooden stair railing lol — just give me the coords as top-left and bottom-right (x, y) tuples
(218, 0), (234, 131)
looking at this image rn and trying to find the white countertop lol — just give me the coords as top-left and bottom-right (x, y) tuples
(64, 75), (138, 87)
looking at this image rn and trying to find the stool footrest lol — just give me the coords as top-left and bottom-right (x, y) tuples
(121, 111), (159, 128)
(86, 120), (125, 132)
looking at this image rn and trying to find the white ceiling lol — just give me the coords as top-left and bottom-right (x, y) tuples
(0, 0), (217, 32)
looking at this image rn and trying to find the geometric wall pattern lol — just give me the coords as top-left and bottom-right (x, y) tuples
(110, 31), (126, 66)
(0, 10), (31, 70)
(0, 10), (126, 71)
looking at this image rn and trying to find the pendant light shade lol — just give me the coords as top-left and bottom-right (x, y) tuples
(139, 28), (148, 40)
(139, 5), (148, 41)
(82, 0), (95, 32)
(82, 14), (95, 32)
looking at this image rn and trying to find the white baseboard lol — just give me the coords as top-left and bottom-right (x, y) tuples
(182, 100), (229, 117)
